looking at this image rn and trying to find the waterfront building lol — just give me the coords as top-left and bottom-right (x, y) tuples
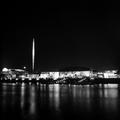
(39, 67), (92, 80)
(1, 38), (119, 82)
(103, 70), (118, 78)
(1, 68), (28, 80)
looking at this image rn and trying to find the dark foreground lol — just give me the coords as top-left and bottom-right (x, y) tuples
(0, 83), (120, 120)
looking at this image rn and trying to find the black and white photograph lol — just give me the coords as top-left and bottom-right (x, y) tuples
(1, 1), (120, 120)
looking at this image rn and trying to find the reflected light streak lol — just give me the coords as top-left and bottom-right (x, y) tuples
(29, 85), (36, 115)
(2, 84), (7, 96)
(11, 83), (16, 95)
(2, 84), (7, 107)
(48, 84), (60, 111)
(73, 85), (77, 99)
(103, 89), (118, 112)
(48, 84), (54, 106)
(54, 84), (60, 111)
(104, 89), (118, 98)
(21, 83), (25, 109)
(104, 84), (118, 89)
(11, 83), (16, 106)
(71, 85), (91, 111)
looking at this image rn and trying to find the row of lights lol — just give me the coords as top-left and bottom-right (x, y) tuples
(0, 77), (40, 81)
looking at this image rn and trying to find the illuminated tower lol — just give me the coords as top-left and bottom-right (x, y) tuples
(32, 38), (35, 72)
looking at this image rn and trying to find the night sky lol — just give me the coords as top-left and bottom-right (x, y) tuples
(1, 2), (120, 71)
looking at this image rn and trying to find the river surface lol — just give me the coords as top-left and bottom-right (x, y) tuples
(0, 83), (120, 120)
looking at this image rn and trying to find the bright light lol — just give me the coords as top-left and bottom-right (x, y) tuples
(104, 72), (117, 78)
(49, 72), (59, 80)
(23, 66), (26, 69)
(2, 68), (8, 72)
(36, 78), (39, 80)
(32, 38), (35, 71)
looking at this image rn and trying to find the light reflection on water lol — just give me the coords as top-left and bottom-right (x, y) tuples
(0, 83), (120, 120)
(29, 85), (36, 115)
(48, 84), (60, 111)
(21, 83), (25, 108)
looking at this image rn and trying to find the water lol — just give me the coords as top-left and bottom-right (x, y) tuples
(0, 83), (120, 120)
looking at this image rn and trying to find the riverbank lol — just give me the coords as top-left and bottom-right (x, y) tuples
(0, 78), (120, 85)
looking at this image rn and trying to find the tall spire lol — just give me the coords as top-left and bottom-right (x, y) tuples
(32, 38), (35, 72)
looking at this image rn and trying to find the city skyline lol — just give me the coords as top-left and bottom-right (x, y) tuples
(1, 5), (120, 71)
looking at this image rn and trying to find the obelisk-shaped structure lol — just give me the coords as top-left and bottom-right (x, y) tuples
(32, 38), (35, 72)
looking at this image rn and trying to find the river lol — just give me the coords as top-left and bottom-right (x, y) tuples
(0, 83), (120, 120)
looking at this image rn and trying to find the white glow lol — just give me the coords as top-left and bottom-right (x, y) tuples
(32, 38), (35, 72)
(40, 71), (91, 79)
(23, 66), (26, 69)
(104, 84), (118, 88)
(2, 68), (8, 72)
(36, 77), (39, 80)
(49, 72), (59, 80)
(58, 71), (90, 78)
(22, 78), (25, 81)
(54, 72), (59, 80)
(30, 85), (36, 114)
(15, 69), (25, 72)
(80, 71), (90, 77)
(104, 72), (117, 78)
(54, 84), (60, 110)
(40, 72), (49, 79)
(21, 83), (25, 108)
(104, 87), (118, 98)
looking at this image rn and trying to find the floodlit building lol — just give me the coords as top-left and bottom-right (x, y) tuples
(103, 70), (118, 78)
(59, 71), (91, 78)
(1, 67), (28, 79)
(40, 72), (59, 80)
(95, 70), (118, 79)
(39, 67), (92, 80)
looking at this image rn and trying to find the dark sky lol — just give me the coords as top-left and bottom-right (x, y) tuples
(1, 2), (120, 71)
